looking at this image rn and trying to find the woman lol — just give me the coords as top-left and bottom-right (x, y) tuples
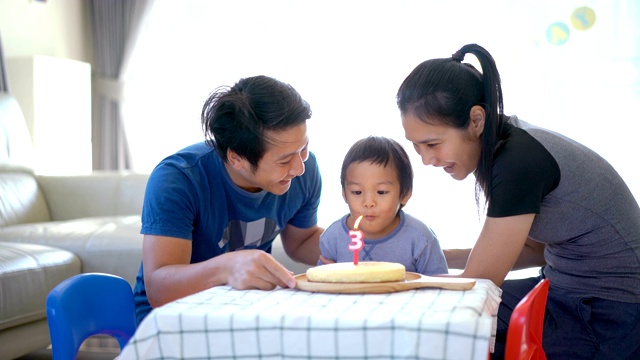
(396, 43), (640, 359)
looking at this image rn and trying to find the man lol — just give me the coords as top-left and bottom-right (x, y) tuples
(133, 75), (323, 325)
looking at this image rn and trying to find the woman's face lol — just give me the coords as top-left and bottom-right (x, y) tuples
(402, 112), (483, 181)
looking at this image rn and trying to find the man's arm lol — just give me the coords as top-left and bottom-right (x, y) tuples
(279, 224), (324, 265)
(143, 235), (297, 308)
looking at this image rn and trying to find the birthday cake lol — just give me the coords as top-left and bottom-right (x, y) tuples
(306, 261), (406, 283)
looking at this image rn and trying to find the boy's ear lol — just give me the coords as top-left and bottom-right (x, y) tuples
(400, 190), (413, 206)
(342, 189), (348, 203)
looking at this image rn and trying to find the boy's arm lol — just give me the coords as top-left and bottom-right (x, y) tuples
(280, 224), (324, 265)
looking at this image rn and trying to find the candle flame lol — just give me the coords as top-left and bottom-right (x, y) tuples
(354, 215), (364, 230)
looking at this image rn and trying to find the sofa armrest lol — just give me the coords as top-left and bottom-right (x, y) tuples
(36, 171), (149, 221)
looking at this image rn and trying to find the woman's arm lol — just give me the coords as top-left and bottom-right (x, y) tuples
(513, 237), (546, 269)
(443, 248), (471, 269)
(460, 213), (536, 286)
(444, 236), (545, 271)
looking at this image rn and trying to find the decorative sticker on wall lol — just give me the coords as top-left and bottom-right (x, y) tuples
(571, 6), (596, 31)
(547, 22), (571, 45)
(546, 6), (596, 45)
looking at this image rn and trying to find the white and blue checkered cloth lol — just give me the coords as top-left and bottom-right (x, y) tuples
(120, 279), (501, 360)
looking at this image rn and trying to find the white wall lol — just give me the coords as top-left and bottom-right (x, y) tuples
(0, 0), (94, 174)
(123, 0), (640, 249)
(0, 0), (92, 63)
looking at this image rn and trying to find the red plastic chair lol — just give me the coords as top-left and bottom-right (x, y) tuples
(505, 278), (550, 360)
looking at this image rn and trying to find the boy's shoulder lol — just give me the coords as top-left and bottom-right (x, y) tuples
(322, 214), (350, 235)
(401, 211), (437, 237)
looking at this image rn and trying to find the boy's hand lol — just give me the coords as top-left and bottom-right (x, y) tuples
(318, 255), (335, 265)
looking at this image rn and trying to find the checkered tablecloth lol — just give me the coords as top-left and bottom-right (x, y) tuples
(120, 279), (501, 360)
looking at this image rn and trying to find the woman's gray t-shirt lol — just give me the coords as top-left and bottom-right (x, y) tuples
(496, 116), (640, 303)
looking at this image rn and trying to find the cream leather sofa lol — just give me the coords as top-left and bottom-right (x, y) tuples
(0, 92), (311, 359)
(0, 92), (148, 359)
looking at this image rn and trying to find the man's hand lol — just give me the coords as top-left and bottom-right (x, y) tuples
(143, 235), (296, 308)
(223, 249), (296, 290)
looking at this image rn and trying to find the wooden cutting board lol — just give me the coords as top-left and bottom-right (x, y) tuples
(295, 272), (476, 294)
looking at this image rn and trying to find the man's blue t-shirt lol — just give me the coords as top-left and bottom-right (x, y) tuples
(133, 142), (321, 324)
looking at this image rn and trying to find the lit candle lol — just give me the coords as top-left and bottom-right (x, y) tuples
(348, 215), (364, 265)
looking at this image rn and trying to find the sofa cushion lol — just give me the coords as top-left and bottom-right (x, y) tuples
(36, 172), (148, 221)
(0, 216), (143, 285)
(0, 171), (51, 227)
(0, 242), (80, 331)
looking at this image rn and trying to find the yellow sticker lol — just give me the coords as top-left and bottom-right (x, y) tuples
(571, 6), (596, 31)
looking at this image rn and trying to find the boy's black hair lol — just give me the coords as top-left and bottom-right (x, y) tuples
(341, 136), (413, 200)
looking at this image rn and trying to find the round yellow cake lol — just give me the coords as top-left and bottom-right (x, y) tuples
(306, 261), (406, 283)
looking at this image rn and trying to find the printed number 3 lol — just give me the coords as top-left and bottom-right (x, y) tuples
(348, 230), (364, 251)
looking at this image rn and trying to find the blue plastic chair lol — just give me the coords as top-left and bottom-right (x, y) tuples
(46, 273), (137, 359)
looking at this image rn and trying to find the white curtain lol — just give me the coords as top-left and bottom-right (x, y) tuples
(0, 29), (9, 93)
(89, 0), (153, 170)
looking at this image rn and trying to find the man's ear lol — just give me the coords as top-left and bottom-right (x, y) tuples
(227, 149), (246, 170)
(469, 105), (485, 137)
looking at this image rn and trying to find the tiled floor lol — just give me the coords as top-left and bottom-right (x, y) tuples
(16, 348), (118, 360)
(15, 336), (120, 360)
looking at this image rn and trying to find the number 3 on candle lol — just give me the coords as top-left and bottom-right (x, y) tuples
(348, 230), (364, 251)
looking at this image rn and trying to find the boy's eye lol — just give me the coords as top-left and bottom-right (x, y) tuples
(377, 190), (389, 195)
(351, 190), (362, 196)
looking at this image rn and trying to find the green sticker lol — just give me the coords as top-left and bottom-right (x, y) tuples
(547, 22), (570, 45)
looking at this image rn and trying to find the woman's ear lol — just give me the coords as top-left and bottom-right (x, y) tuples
(469, 105), (485, 137)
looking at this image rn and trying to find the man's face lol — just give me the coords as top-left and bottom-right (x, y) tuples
(229, 123), (310, 195)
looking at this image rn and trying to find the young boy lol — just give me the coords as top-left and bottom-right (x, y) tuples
(319, 136), (448, 275)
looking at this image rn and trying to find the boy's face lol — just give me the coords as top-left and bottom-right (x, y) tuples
(342, 161), (411, 239)
(227, 123), (309, 195)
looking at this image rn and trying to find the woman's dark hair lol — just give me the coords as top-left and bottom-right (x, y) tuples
(201, 75), (312, 170)
(341, 136), (413, 205)
(396, 43), (505, 206)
